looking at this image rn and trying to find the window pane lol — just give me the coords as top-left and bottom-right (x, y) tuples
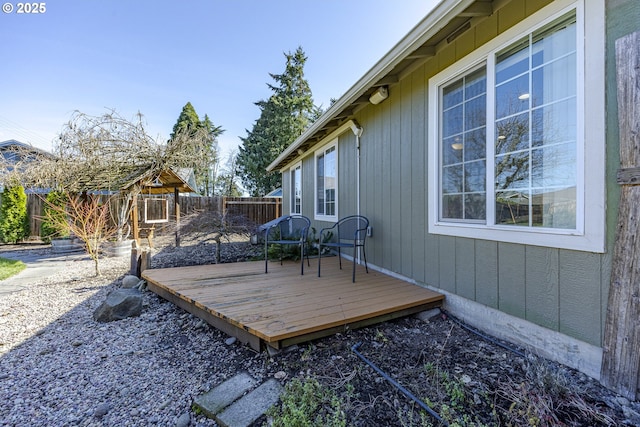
(442, 194), (463, 219)
(443, 136), (463, 165)
(316, 154), (324, 215)
(326, 189), (335, 216)
(532, 98), (576, 148)
(465, 193), (486, 220)
(494, 13), (576, 229)
(532, 54), (576, 107)
(496, 74), (529, 119)
(464, 128), (486, 162)
(443, 79), (463, 109)
(443, 105), (463, 137)
(465, 160), (485, 192)
(495, 151), (529, 190)
(292, 167), (301, 214)
(442, 164), (463, 194)
(531, 143), (576, 188)
(496, 38), (528, 84)
(440, 67), (487, 221)
(531, 187), (576, 228)
(465, 68), (486, 98)
(495, 190), (530, 226)
(532, 14), (577, 67)
(496, 113), (529, 155)
(465, 95), (486, 130)
(316, 146), (337, 217)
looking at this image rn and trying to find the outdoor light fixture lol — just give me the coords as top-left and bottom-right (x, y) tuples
(369, 86), (389, 105)
(451, 137), (463, 150)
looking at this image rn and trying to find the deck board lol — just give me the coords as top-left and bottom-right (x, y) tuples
(143, 257), (444, 350)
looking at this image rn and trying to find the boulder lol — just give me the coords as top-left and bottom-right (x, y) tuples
(121, 275), (142, 289)
(93, 289), (143, 322)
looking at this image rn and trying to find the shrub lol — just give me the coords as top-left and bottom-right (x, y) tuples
(40, 191), (70, 243)
(266, 377), (346, 427)
(0, 185), (29, 244)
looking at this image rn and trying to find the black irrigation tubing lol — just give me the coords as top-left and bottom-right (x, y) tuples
(440, 309), (527, 358)
(351, 342), (449, 427)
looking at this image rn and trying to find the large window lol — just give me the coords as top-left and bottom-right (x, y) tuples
(290, 163), (302, 214)
(429, 1), (605, 252)
(315, 142), (337, 220)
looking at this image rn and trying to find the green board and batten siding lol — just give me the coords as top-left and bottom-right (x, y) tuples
(280, 0), (639, 349)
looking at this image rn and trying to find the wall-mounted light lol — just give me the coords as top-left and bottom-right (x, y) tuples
(451, 137), (462, 150)
(297, 148), (305, 155)
(369, 86), (389, 105)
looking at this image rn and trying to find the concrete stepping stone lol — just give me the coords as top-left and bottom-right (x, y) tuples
(216, 379), (283, 427)
(192, 372), (257, 418)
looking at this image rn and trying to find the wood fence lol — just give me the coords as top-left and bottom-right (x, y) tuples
(25, 194), (282, 239)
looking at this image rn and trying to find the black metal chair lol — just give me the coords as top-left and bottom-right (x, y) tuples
(318, 215), (369, 282)
(264, 215), (311, 275)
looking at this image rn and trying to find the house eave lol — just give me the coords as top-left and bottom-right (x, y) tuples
(267, 0), (482, 172)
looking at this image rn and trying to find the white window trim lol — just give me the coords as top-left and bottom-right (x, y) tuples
(314, 139), (338, 222)
(289, 162), (302, 215)
(427, 0), (605, 253)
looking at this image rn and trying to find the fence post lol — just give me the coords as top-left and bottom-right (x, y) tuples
(174, 188), (181, 247)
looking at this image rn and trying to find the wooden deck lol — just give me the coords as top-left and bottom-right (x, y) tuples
(142, 257), (444, 351)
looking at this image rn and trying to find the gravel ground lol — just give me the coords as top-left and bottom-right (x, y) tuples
(0, 236), (265, 427)
(1, 235), (638, 426)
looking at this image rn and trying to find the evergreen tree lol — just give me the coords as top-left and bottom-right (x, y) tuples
(0, 185), (29, 244)
(238, 47), (318, 196)
(170, 102), (201, 139)
(170, 103), (224, 196)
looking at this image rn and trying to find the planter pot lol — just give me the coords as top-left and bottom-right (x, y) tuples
(51, 238), (84, 254)
(102, 239), (134, 257)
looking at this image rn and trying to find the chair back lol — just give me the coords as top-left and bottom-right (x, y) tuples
(336, 215), (369, 244)
(277, 215), (310, 241)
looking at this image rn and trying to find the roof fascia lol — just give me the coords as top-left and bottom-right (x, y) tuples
(266, 0), (473, 172)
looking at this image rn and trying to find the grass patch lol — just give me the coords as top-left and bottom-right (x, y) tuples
(0, 257), (27, 280)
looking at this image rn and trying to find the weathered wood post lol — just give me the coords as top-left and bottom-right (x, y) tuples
(174, 187), (181, 247)
(600, 30), (640, 400)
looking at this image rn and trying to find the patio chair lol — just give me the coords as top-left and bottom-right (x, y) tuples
(318, 215), (369, 282)
(264, 215), (311, 275)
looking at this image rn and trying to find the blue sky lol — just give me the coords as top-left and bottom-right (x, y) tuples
(1, 0), (439, 159)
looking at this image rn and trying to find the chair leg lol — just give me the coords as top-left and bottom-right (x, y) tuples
(352, 248), (356, 283)
(338, 247), (342, 269)
(362, 245), (369, 273)
(318, 244), (322, 277)
(265, 238), (268, 273)
(300, 242), (304, 275)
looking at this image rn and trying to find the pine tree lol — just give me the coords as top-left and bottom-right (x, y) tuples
(170, 103), (224, 195)
(0, 185), (29, 244)
(238, 47), (318, 196)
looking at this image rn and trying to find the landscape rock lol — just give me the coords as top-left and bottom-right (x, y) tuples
(94, 403), (111, 418)
(175, 412), (190, 427)
(93, 288), (143, 322)
(121, 275), (142, 288)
